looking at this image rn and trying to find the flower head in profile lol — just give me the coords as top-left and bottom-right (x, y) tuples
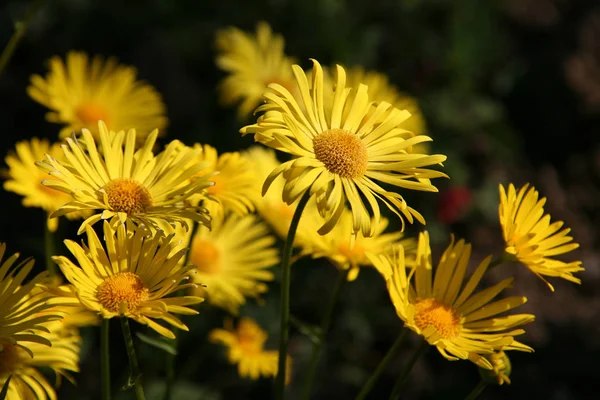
(52, 221), (204, 339)
(210, 318), (291, 383)
(36, 121), (212, 234)
(369, 232), (534, 369)
(0, 244), (65, 357)
(309, 208), (416, 281)
(499, 183), (584, 291)
(479, 350), (512, 386)
(27, 51), (167, 141)
(0, 312), (81, 400)
(216, 21), (296, 118)
(190, 144), (257, 217)
(243, 145), (319, 248)
(241, 59), (447, 237)
(185, 205), (278, 314)
(3, 138), (91, 231)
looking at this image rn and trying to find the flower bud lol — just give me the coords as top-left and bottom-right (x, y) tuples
(479, 351), (512, 385)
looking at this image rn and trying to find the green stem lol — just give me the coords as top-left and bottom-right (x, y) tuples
(464, 379), (487, 400)
(0, 0), (45, 78)
(101, 319), (111, 400)
(275, 190), (311, 400)
(389, 339), (428, 400)
(487, 257), (504, 270)
(355, 328), (408, 400)
(44, 215), (57, 277)
(120, 317), (146, 400)
(302, 268), (348, 399)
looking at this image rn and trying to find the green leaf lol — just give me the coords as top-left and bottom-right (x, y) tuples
(136, 332), (178, 356)
(290, 315), (322, 344)
(0, 375), (12, 400)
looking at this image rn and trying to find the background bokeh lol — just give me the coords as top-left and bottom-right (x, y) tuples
(1, 0), (599, 399)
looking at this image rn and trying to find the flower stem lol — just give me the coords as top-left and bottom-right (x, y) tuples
(487, 257), (504, 270)
(275, 190), (311, 400)
(464, 379), (487, 400)
(101, 319), (111, 400)
(0, 0), (45, 78)
(355, 328), (408, 400)
(120, 317), (146, 400)
(302, 268), (348, 399)
(44, 215), (57, 277)
(389, 339), (428, 400)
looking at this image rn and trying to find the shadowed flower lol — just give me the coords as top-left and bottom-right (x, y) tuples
(3, 138), (90, 231)
(344, 66), (428, 153)
(185, 205), (278, 314)
(190, 144), (257, 217)
(0, 243), (65, 357)
(36, 121), (212, 234)
(0, 312), (81, 400)
(27, 51), (167, 141)
(309, 207), (417, 281)
(241, 59), (447, 237)
(499, 183), (584, 291)
(210, 318), (291, 383)
(243, 145), (320, 248)
(52, 221), (204, 339)
(216, 21), (296, 118)
(369, 232), (534, 369)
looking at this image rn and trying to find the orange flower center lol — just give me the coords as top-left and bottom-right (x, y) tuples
(338, 241), (365, 264)
(96, 272), (149, 314)
(76, 103), (111, 126)
(236, 320), (267, 355)
(104, 179), (152, 215)
(413, 298), (461, 339)
(190, 239), (221, 274)
(313, 129), (368, 178)
(0, 345), (25, 375)
(206, 175), (222, 195)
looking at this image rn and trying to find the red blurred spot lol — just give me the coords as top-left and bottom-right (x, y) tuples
(436, 186), (473, 224)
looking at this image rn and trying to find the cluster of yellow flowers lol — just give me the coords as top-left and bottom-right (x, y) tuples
(0, 21), (583, 400)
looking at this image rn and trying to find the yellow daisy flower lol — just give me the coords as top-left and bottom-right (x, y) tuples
(499, 183), (584, 291)
(309, 208), (417, 281)
(243, 145), (319, 248)
(190, 144), (257, 217)
(216, 21), (296, 118)
(344, 66), (427, 151)
(52, 221), (205, 339)
(27, 51), (167, 141)
(210, 317), (291, 383)
(241, 59), (447, 237)
(3, 138), (91, 232)
(36, 121), (212, 234)
(369, 232), (534, 370)
(186, 206), (278, 314)
(0, 243), (65, 356)
(0, 314), (80, 400)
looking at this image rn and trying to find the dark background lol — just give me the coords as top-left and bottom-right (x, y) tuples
(0, 0), (599, 399)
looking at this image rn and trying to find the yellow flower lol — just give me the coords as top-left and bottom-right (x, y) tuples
(369, 232), (534, 370)
(190, 144), (257, 217)
(216, 21), (296, 118)
(309, 208), (417, 281)
(243, 145), (319, 248)
(344, 66), (428, 153)
(44, 284), (101, 331)
(499, 183), (584, 291)
(27, 51), (167, 141)
(186, 207), (278, 314)
(3, 138), (91, 231)
(52, 221), (204, 339)
(36, 121), (212, 234)
(0, 314), (80, 400)
(0, 244), (64, 357)
(210, 318), (291, 383)
(241, 59), (447, 237)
